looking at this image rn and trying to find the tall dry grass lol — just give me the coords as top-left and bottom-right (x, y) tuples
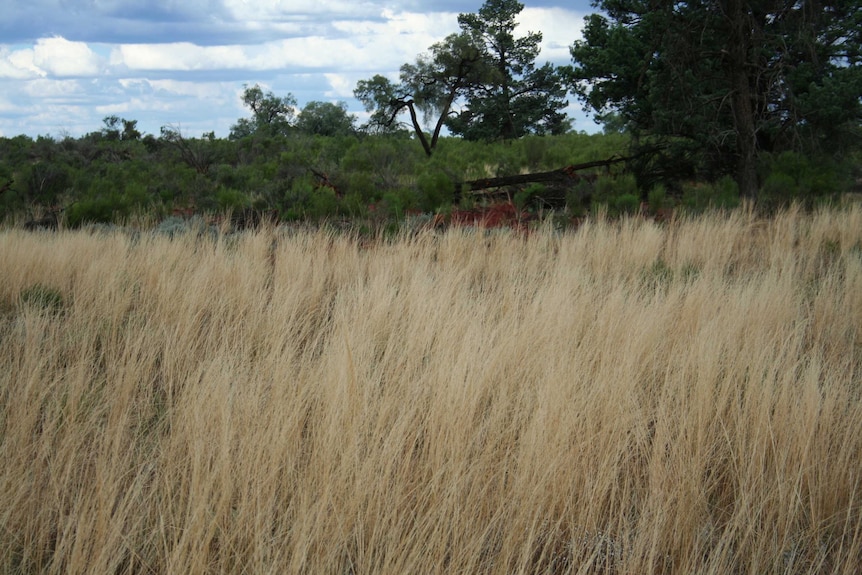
(1, 205), (861, 574)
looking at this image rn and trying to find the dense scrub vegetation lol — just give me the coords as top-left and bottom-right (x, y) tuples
(1, 125), (859, 231)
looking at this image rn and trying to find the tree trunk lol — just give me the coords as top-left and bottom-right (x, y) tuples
(405, 101), (433, 157)
(726, 0), (759, 200)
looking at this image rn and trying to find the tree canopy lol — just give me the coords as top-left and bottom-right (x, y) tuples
(229, 84), (297, 139)
(355, 0), (570, 155)
(295, 101), (358, 137)
(355, 32), (484, 156)
(447, 0), (570, 140)
(568, 0), (862, 197)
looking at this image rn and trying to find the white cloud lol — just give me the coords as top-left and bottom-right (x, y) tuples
(22, 78), (87, 100)
(520, 7), (585, 62)
(222, 0), (378, 21)
(96, 96), (176, 115)
(323, 72), (360, 99)
(113, 42), (249, 71)
(0, 47), (44, 79)
(32, 37), (104, 76)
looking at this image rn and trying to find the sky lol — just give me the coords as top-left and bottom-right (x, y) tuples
(0, 1), (598, 139)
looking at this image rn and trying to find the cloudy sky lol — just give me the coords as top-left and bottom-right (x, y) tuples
(0, 1), (596, 139)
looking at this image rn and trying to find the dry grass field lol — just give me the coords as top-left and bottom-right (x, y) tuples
(2, 205), (861, 574)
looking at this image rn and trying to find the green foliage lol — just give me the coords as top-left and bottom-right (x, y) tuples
(0, 113), (857, 229)
(216, 187), (252, 211)
(647, 184), (669, 211)
(759, 151), (846, 207)
(449, 0), (570, 140)
(380, 188), (418, 219)
(355, 0), (569, 151)
(296, 101), (357, 137)
(514, 183), (546, 211)
(595, 174), (638, 204)
(355, 33), (483, 155)
(416, 171), (454, 212)
(568, 0), (862, 196)
(66, 180), (152, 227)
(229, 84), (297, 139)
(306, 188), (340, 220)
(615, 193), (641, 215)
(681, 176), (740, 212)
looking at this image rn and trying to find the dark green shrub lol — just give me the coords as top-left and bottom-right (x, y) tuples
(682, 176), (739, 212)
(306, 187), (340, 219)
(712, 175), (740, 209)
(593, 174), (638, 215)
(216, 187), (252, 211)
(615, 193), (641, 215)
(67, 195), (123, 226)
(522, 136), (549, 170)
(344, 172), (379, 203)
(416, 171), (454, 212)
(647, 184), (669, 211)
(760, 151), (846, 207)
(514, 183), (547, 211)
(380, 188), (418, 219)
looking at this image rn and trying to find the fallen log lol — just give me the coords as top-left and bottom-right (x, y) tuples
(462, 155), (629, 194)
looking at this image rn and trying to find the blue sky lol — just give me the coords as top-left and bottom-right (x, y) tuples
(0, 1), (597, 139)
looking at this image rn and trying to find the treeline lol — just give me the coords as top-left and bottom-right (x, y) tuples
(1, 125), (857, 229)
(0, 123), (631, 228)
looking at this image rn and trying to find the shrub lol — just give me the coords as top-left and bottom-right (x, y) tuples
(647, 184), (669, 211)
(682, 176), (739, 212)
(514, 183), (547, 211)
(416, 171), (454, 213)
(306, 187), (340, 220)
(593, 174), (639, 216)
(759, 151), (847, 207)
(615, 193), (641, 215)
(216, 187), (252, 211)
(380, 189), (418, 219)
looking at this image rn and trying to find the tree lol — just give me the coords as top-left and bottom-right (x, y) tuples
(100, 116), (141, 141)
(447, 0), (570, 140)
(160, 125), (219, 175)
(229, 84), (297, 139)
(295, 101), (357, 137)
(568, 0), (862, 198)
(355, 32), (483, 156)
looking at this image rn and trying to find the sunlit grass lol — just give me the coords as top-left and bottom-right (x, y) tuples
(2, 205), (861, 574)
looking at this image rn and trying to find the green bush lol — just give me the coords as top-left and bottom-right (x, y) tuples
(216, 187), (252, 211)
(306, 187), (340, 220)
(593, 174), (638, 215)
(416, 171), (454, 212)
(682, 176), (739, 212)
(67, 195), (123, 226)
(380, 188), (418, 219)
(615, 193), (641, 215)
(760, 151), (846, 207)
(514, 183), (547, 211)
(647, 184), (669, 211)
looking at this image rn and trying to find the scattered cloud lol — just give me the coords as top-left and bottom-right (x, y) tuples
(33, 37), (105, 77)
(0, 1), (595, 138)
